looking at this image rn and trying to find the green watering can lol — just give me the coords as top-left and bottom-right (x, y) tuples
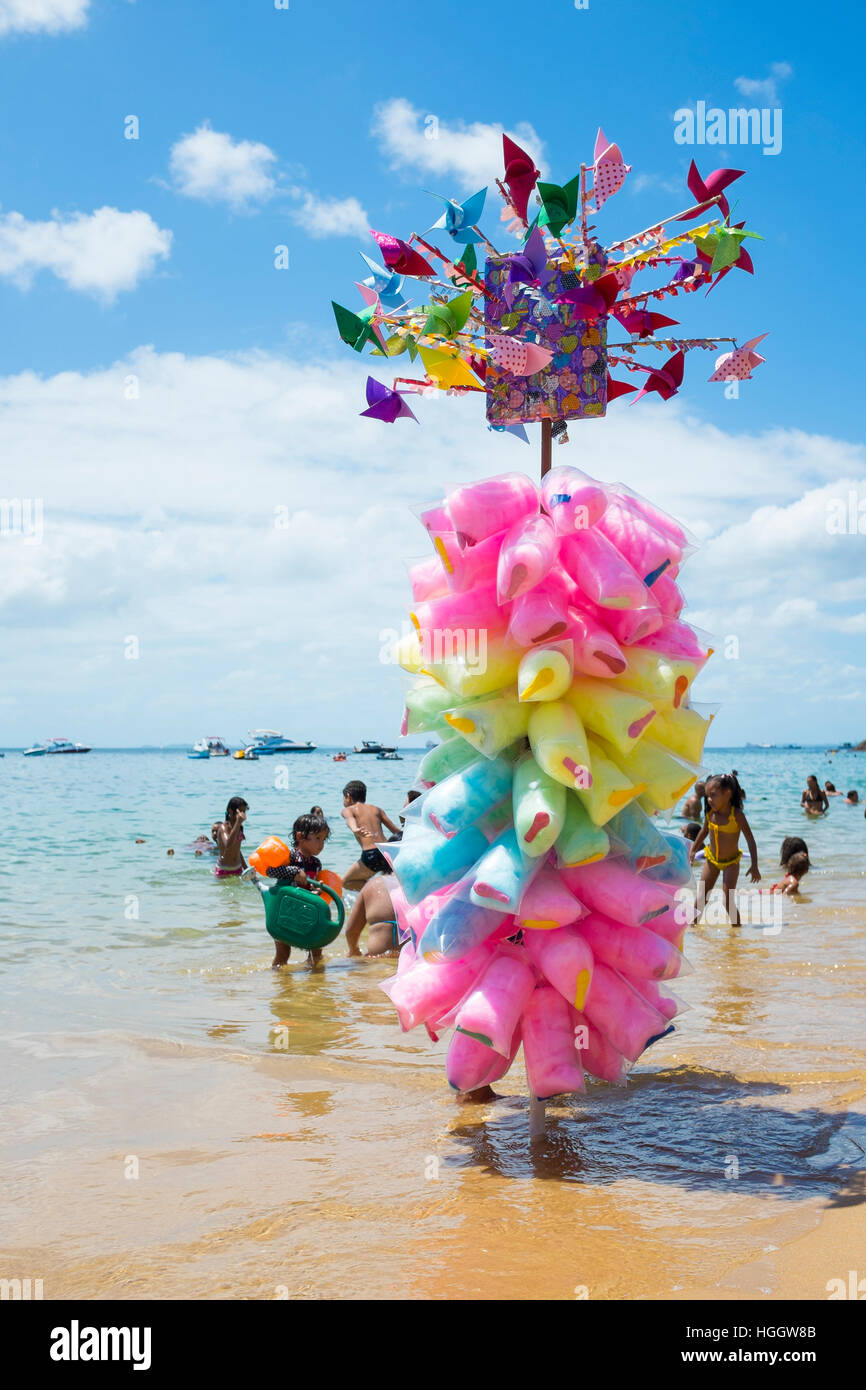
(261, 880), (345, 950)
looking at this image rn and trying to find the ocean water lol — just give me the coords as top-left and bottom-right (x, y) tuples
(1, 745), (864, 1300)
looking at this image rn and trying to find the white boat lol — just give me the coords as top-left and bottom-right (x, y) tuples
(247, 730), (316, 754)
(353, 740), (396, 754)
(23, 738), (91, 756)
(188, 736), (231, 759)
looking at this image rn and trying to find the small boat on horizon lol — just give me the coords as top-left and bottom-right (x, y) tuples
(24, 738), (91, 756)
(188, 737), (231, 759)
(353, 740), (396, 754)
(248, 730), (316, 754)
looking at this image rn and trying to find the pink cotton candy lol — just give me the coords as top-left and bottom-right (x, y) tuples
(571, 1008), (629, 1084)
(443, 531), (505, 593)
(522, 986), (586, 1098)
(518, 864), (586, 930)
(454, 948), (536, 1056)
(446, 473), (539, 547)
(560, 527), (649, 611)
(651, 571), (684, 619)
(574, 593), (664, 646)
(636, 619), (711, 667)
(411, 579), (501, 638)
(597, 497), (684, 588)
(523, 923), (594, 1012)
(580, 960), (668, 1061)
(409, 554), (450, 602)
(446, 1023), (521, 1092)
(507, 568), (573, 646)
(575, 911), (687, 981)
(541, 465), (609, 535)
(496, 513), (558, 603)
(562, 859), (676, 928)
(564, 606), (627, 678)
(381, 937), (495, 1032)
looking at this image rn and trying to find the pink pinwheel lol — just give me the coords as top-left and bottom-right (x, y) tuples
(708, 333), (768, 382)
(606, 372), (638, 401)
(554, 271), (620, 320)
(502, 134), (540, 222)
(369, 230), (435, 279)
(614, 307), (679, 337)
(503, 227), (556, 308)
(677, 161), (744, 221)
(488, 334), (554, 377)
(631, 350), (685, 403)
(592, 128), (631, 210)
(696, 221), (755, 294)
(360, 376), (418, 423)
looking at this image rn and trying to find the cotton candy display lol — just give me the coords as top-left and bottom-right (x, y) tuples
(381, 466), (709, 1100)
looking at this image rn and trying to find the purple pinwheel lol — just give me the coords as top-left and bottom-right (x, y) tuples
(360, 377), (418, 424)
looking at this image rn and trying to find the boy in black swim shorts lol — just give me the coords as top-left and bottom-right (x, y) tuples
(340, 780), (401, 890)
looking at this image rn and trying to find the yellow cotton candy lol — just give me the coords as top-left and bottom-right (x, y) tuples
(393, 630), (425, 674)
(611, 738), (696, 812)
(650, 705), (714, 764)
(425, 634), (522, 700)
(565, 675), (657, 758)
(610, 649), (679, 708)
(574, 735), (646, 827)
(517, 642), (574, 703)
(528, 701), (593, 792)
(443, 689), (530, 758)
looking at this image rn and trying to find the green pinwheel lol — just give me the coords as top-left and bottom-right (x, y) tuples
(421, 290), (474, 340)
(536, 175), (581, 237)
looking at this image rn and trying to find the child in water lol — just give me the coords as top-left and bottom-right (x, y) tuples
(213, 797), (249, 876)
(345, 877), (402, 957)
(341, 780), (401, 889)
(267, 812), (331, 968)
(771, 851), (810, 896)
(688, 773), (760, 926)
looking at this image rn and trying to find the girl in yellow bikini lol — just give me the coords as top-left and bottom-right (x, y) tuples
(688, 773), (760, 926)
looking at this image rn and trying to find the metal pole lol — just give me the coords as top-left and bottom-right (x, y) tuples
(529, 419), (552, 1139)
(540, 417), (552, 478)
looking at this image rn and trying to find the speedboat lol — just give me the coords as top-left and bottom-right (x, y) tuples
(376, 751), (402, 760)
(248, 730), (316, 754)
(233, 746), (260, 760)
(188, 737), (231, 759)
(24, 738), (91, 756)
(353, 740), (396, 754)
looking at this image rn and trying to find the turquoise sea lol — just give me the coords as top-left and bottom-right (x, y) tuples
(1, 744), (864, 1300)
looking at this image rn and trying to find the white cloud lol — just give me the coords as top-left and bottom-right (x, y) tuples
(371, 98), (546, 192)
(0, 0), (88, 35)
(734, 61), (793, 105)
(0, 205), (172, 299)
(169, 124), (278, 208)
(0, 347), (863, 746)
(287, 188), (369, 239)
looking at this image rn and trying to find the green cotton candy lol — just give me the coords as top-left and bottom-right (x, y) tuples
(555, 792), (610, 868)
(418, 736), (479, 785)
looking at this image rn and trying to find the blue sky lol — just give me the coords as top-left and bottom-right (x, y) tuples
(0, 0), (864, 748)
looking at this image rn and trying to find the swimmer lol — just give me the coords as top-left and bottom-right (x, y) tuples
(770, 851), (810, 896)
(680, 782), (706, 821)
(689, 772), (760, 926)
(267, 812), (331, 968)
(340, 780), (400, 890)
(345, 876), (403, 957)
(801, 775), (828, 816)
(213, 797), (248, 877)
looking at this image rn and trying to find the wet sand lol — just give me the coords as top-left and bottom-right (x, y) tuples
(3, 902), (864, 1302)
